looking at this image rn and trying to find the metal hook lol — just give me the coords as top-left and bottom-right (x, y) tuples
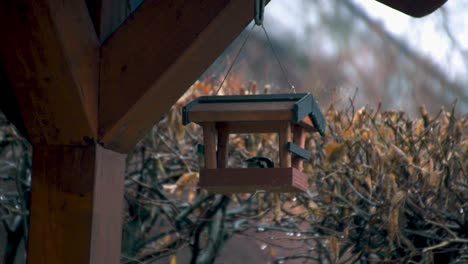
(254, 0), (265, 26)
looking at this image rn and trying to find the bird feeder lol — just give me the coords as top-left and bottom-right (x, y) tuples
(182, 93), (325, 193)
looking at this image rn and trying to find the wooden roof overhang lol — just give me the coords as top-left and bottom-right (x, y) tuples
(183, 93), (326, 135)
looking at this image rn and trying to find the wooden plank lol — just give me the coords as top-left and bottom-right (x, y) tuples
(188, 102), (293, 123)
(99, 0), (268, 152)
(28, 145), (125, 264)
(199, 168), (307, 193)
(191, 102), (294, 112)
(190, 110), (292, 124)
(202, 123), (217, 169)
(375, 0), (447, 17)
(0, 0), (99, 145)
(216, 123), (229, 168)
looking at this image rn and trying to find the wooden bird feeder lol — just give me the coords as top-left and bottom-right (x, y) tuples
(183, 93), (325, 193)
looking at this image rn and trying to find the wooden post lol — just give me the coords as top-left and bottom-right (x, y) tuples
(278, 122), (292, 168)
(202, 123), (217, 169)
(292, 126), (306, 171)
(28, 144), (126, 264)
(216, 123), (229, 168)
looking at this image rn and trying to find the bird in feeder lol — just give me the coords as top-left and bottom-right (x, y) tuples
(244, 156), (275, 168)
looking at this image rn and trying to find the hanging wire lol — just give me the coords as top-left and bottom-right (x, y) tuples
(216, 0), (295, 95)
(261, 24), (296, 93)
(215, 23), (256, 95)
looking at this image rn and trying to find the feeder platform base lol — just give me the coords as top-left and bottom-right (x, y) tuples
(199, 167), (308, 193)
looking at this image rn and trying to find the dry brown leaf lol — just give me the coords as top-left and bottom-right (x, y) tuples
(308, 200), (318, 210)
(388, 206), (399, 241)
(390, 144), (410, 164)
(324, 142), (347, 164)
(187, 190), (196, 204)
(414, 119), (424, 137)
(384, 173), (397, 199)
(428, 171), (442, 189)
(343, 127), (355, 141)
(169, 254), (177, 264)
(387, 191), (406, 241)
(270, 247), (278, 257)
(274, 193), (282, 222)
(352, 107), (366, 125)
(160, 234), (171, 246)
(167, 109), (185, 141)
(379, 126), (395, 142)
(460, 139), (468, 155)
(360, 128), (371, 142)
(323, 193), (332, 204)
(174, 172), (199, 196)
(391, 190), (406, 208)
(365, 174), (373, 196)
(328, 236), (340, 263)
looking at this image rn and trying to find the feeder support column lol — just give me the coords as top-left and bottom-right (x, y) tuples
(202, 123), (217, 169)
(278, 122), (292, 168)
(292, 126), (306, 171)
(216, 123), (229, 168)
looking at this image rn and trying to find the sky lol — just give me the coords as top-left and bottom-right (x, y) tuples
(265, 0), (468, 83)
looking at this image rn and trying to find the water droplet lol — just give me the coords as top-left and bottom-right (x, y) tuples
(260, 244), (268, 250)
(0, 195), (5, 201)
(286, 232), (294, 236)
(309, 247), (315, 250)
(296, 233), (302, 237)
(460, 208), (464, 214)
(340, 235), (345, 239)
(278, 261), (285, 264)
(15, 204), (20, 209)
(292, 196), (297, 202)
(257, 227), (265, 232)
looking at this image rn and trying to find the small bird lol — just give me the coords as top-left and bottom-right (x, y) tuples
(244, 156), (274, 168)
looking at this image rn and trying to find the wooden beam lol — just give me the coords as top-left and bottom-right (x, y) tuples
(202, 123), (217, 169)
(216, 123), (229, 168)
(0, 0), (99, 145)
(28, 144), (126, 264)
(100, 0), (263, 152)
(375, 0), (447, 17)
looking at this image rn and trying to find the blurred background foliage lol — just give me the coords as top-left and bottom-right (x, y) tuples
(202, 0), (468, 115)
(1, 0), (468, 263)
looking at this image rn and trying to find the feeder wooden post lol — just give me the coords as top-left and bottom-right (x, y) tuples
(279, 122), (292, 168)
(202, 123), (217, 169)
(217, 123), (229, 168)
(292, 126), (306, 171)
